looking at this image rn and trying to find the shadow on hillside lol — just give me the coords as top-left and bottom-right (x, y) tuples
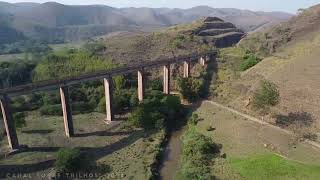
(21, 130), (54, 134)
(0, 129), (146, 178)
(202, 56), (218, 99)
(274, 112), (315, 128)
(74, 130), (134, 137)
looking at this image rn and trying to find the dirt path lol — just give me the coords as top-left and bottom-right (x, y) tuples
(204, 100), (320, 149)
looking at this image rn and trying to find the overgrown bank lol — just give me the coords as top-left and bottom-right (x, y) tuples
(176, 113), (221, 179)
(0, 90), (185, 179)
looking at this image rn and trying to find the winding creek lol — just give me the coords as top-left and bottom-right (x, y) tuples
(159, 127), (186, 180)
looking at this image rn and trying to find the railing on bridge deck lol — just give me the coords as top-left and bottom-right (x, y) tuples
(0, 51), (216, 150)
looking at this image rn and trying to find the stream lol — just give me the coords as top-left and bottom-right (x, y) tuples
(159, 127), (186, 180)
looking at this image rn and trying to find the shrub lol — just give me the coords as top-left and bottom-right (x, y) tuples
(11, 96), (28, 112)
(240, 52), (260, 71)
(13, 112), (26, 129)
(128, 91), (182, 130)
(42, 92), (61, 105)
(26, 93), (44, 110)
(188, 113), (200, 126)
(148, 78), (163, 91)
(72, 101), (93, 114)
(113, 90), (130, 113)
(128, 106), (165, 129)
(177, 125), (220, 180)
(161, 95), (182, 120)
(177, 77), (204, 102)
(182, 127), (220, 160)
(171, 39), (183, 49)
(177, 161), (211, 180)
(96, 89), (136, 114)
(129, 91), (139, 107)
(39, 104), (62, 116)
(170, 35), (186, 49)
(55, 148), (86, 172)
(96, 97), (106, 113)
(253, 80), (280, 109)
(240, 54), (260, 71)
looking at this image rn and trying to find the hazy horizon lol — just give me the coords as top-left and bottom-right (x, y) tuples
(2, 0), (319, 13)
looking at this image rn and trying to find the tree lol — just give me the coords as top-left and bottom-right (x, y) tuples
(253, 80), (280, 109)
(240, 51), (260, 71)
(33, 50), (116, 81)
(0, 61), (36, 88)
(128, 91), (182, 129)
(55, 148), (87, 172)
(177, 77), (204, 102)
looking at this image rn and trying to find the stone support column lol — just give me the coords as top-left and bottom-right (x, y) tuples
(163, 64), (171, 94)
(183, 61), (190, 78)
(0, 95), (19, 150)
(60, 86), (74, 137)
(138, 69), (145, 102)
(104, 77), (114, 122)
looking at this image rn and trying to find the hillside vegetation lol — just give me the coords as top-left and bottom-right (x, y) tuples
(192, 102), (320, 179)
(213, 4), (320, 142)
(239, 4), (320, 57)
(101, 17), (243, 65)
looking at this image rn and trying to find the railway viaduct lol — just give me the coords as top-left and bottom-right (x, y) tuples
(0, 51), (215, 150)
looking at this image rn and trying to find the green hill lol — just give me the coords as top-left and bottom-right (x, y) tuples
(214, 3), (320, 142)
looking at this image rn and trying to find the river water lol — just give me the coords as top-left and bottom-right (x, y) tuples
(159, 127), (186, 180)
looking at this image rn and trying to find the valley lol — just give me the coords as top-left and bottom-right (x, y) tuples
(1, 1), (320, 180)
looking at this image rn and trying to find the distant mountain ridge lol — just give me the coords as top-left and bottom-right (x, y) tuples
(0, 1), (292, 43)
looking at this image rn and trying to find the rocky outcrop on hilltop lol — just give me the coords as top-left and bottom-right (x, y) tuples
(193, 17), (245, 48)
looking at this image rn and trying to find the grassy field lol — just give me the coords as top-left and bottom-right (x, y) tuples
(49, 42), (85, 52)
(194, 101), (320, 179)
(214, 35), (320, 141)
(230, 153), (320, 180)
(0, 112), (165, 179)
(0, 42), (84, 62)
(0, 53), (24, 62)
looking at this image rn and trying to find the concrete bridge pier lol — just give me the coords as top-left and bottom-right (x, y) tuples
(163, 64), (170, 94)
(138, 69), (145, 102)
(183, 61), (190, 78)
(104, 77), (114, 122)
(0, 95), (19, 150)
(199, 57), (206, 66)
(60, 86), (74, 137)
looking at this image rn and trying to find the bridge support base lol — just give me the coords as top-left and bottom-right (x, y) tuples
(163, 64), (170, 94)
(60, 86), (74, 137)
(138, 69), (145, 102)
(104, 77), (114, 122)
(0, 95), (19, 150)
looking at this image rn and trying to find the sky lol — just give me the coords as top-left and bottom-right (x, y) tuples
(4, 0), (320, 13)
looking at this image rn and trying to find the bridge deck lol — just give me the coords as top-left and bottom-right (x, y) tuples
(0, 52), (216, 96)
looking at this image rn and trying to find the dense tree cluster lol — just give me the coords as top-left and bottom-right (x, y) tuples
(128, 90), (183, 130)
(0, 40), (52, 55)
(55, 148), (86, 172)
(239, 50), (261, 71)
(176, 65), (211, 103)
(177, 113), (220, 179)
(0, 61), (36, 88)
(253, 80), (280, 109)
